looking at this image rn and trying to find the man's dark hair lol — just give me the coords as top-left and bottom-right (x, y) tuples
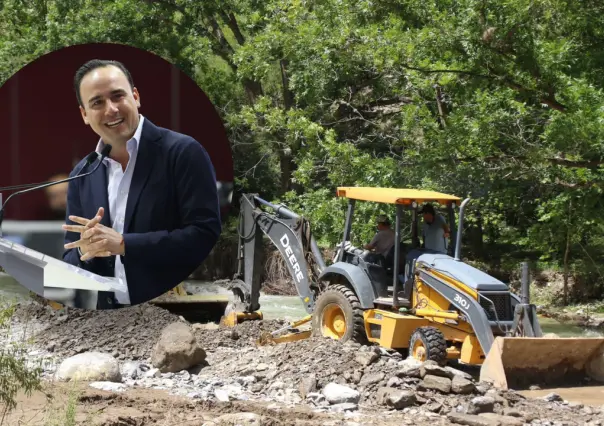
(421, 203), (435, 215)
(74, 59), (135, 107)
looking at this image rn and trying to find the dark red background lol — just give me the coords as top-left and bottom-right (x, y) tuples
(0, 43), (233, 220)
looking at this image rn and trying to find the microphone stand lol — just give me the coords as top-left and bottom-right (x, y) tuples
(0, 146), (112, 237)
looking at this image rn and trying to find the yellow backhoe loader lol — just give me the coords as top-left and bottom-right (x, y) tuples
(223, 188), (604, 390)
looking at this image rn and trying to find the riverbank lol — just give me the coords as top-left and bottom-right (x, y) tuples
(537, 304), (604, 332)
(2, 300), (604, 426)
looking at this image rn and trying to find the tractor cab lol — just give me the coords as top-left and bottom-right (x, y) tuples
(333, 187), (465, 309)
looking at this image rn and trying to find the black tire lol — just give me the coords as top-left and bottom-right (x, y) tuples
(311, 283), (368, 345)
(409, 326), (447, 366)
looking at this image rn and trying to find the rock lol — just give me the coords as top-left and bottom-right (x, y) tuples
(359, 372), (385, 387)
(502, 408), (523, 418)
(376, 387), (416, 409)
(485, 389), (506, 404)
(330, 403), (358, 412)
(322, 382), (361, 404)
(89, 381), (127, 392)
(213, 413), (264, 425)
(421, 363), (453, 379)
(418, 374), (452, 393)
(256, 363), (268, 371)
(143, 368), (161, 378)
(299, 374), (317, 399)
(467, 396), (495, 414)
(352, 370), (363, 384)
(446, 366), (475, 381)
(250, 383), (264, 393)
(355, 351), (378, 366)
(120, 361), (141, 380)
(475, 384), (490, 395)
(214, 388), (230, 402)
(306, 392), (326, 405)
(452, 375), (476, 394)
(187, 392), (202, 399)
(447, 412), (500, 426)
(479, 413), (524, 425)
(424, 401), (443, 413)
(542, 392), (563, 402)
(387, 376), (403, 388)
(56, 352), (121, 382)
(150, 322), (206, 373)
(398, 357), (423, 378)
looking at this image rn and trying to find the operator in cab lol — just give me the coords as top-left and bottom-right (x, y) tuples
(420, 204), (450, 254)
(364, 214), (395, 260)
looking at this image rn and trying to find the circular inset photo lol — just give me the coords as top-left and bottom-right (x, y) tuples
(0, 43), (233, 311)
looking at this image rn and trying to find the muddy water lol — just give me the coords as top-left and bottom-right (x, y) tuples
(520, 386), (604, 406)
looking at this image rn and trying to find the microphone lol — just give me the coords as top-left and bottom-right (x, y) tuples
(0, 145), (112, 230)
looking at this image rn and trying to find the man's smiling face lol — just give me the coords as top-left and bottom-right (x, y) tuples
(78, 65), (141, 146)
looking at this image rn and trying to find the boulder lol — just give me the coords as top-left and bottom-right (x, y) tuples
(322, 382), (361, 404)
(452, 375), (476, 394)
(359, 372), (385, 387)
(467, 396), (495, 414)
(355, 351), (379, 366)
(421, 362), (453, 379)
(445, 366), (475, 381)
(120, 361), (142, 380)
(56, 352), (121, 382)
(397, 357), (423, 378)
(418, 374), (452, 393)
(150, 322), (206, 373)
(376, 387), (416, 409)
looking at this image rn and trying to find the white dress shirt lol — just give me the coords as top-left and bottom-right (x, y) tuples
(93, 115), (145, 305)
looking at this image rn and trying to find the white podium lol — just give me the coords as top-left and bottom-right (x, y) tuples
(0, 237), (120, 309)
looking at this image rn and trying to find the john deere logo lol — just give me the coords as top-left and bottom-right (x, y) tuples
(280, 234), (304, 283)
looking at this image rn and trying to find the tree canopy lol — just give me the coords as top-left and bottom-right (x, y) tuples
(1, 0), (603, 302)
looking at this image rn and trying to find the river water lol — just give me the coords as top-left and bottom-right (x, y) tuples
(1, 273), (602, 338)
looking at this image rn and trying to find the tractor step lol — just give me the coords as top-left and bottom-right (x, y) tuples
(373, 297), (411, 307)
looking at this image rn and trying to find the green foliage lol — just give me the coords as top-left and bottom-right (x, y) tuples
(1, 0), (603, 301)
(0, 300), (43, 417)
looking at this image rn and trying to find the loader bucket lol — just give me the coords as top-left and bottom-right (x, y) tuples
(480, 336), (604, 390)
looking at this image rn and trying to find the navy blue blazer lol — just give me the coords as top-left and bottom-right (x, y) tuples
(63, 118), (222, 309)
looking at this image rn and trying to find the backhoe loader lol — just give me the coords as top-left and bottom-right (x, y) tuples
(223, 188), (604, 391)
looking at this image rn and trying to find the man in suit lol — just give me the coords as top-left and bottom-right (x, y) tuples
(61, 59), (222, 309)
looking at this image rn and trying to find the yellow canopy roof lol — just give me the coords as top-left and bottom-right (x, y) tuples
(336, 187), (461, 205)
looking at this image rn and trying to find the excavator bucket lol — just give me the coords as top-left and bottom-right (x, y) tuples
(220, 310), (263, 327)
(480, 336), (604, 390)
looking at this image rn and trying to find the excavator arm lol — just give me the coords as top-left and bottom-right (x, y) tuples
(223, 194), (326, 324)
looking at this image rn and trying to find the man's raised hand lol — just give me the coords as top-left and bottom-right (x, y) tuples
(62, 207), (117, 261)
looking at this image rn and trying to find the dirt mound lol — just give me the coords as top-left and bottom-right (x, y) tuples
(13, 302), (183, 361)
(194, 318), (288, 349)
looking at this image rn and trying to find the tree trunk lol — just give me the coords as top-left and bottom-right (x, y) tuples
(563, 199), (572, 305)
(278, 147), (294, 195)
(280, 59), (295, 110)
(434, 84), (448, 128)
